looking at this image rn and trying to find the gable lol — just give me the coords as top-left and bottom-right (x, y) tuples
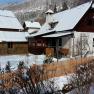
(30, 2), (92, 37)
(52, 2), (92, 32)
(75, 8), (94, 32)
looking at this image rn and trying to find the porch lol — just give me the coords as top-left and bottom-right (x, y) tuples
(43, 32), (73, 59)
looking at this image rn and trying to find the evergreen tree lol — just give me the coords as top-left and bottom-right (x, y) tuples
(61, 2), (68, 11)
(18, 61), (25, 70)
(54, 4), (57, 13)
(5, 61), (11, 73)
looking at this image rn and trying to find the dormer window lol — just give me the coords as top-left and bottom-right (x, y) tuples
(49, 22), (58, 30)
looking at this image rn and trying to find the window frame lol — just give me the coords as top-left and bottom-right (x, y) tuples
(7, 42), (13, 49)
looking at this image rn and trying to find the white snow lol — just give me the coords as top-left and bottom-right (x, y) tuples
(47, 74), (94, 94)
(28, 29), (39, 34)
(29, 23), (54, 37)
(39, 74), (72, 94)
(0, 10), (23, 30)
(0, 54), (72, 71)
(43, 32), (73, 38)
(31, 2), (92, 37)
(52, 75), (71, 90)
(0, 10), (15, 17)
(24, 21), (41, 29)
(92, 3), (94, 8)
(0, 54), (46, 70)
(24, 21), (41, 35)
(0, 31), (27, 42)
(45, 9), (54, 14)
(53, 2), (92, 31)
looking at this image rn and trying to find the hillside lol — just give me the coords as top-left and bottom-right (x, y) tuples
(2, 0), (90, 12)
(1, 0), (90, 24)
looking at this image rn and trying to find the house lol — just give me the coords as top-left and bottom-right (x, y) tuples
(27, 1), (94, 58)
(0, 31), (28, 55)
(0, 10), (28, 55)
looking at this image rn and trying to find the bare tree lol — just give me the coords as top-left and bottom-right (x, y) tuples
(61, 2), (68, 11)
(69, 59), (94, 94)
(11, 60), (59, 94)
(5, 61), (11, 73)
(73, 33), (90, 57)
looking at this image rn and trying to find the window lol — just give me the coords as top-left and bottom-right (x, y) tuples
(32, 42), (36, 46)
(7, 42), (13, 48)
(37, 41), (42, 47)
(59, 38), (62, 46)
(48, 39), (56, 47)
(93, 38), (94, 47)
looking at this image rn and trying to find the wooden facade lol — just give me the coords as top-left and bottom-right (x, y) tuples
(0, 9), (29, 55)
(28, 37), (47, 55)
(28, 3), (94, 57)
(75, 8), (94, 32)
(0, 42), (28, 55)
(28, 35), (72, 58)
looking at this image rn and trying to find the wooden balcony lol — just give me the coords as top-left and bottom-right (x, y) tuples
(28, 43), (47, 55)
(59, 48), (69, 56)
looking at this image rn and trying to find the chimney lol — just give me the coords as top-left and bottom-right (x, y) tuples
(45, 9), (54, 23)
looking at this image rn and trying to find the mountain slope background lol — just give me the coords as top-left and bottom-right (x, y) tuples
(2, 0), (91, 12)
(0, 0), (91, 24)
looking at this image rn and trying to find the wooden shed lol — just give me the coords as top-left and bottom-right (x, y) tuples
(0, 10), (29, 55)
(0, 31), (28, 55)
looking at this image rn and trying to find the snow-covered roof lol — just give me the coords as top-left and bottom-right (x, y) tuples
(92, 3), (94, 8)
(0, 31), (27, 42)
(28, 29), (38, 34)
(24, 21), (41, 29)
(43, 32), (73, 38)
(0, 10), (23, 30)
(0, 10), (15, 17)
(28, 23), (54, 37)
(30, 2), (92, 37)
(53, 2), (92, 31)
(45, 9), (54, 14)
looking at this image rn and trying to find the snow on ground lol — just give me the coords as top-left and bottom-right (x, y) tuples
(48, 74), (94, 94)
(0, 54), (71, 70)
(39, 74), (71, 94)
(51, 74), (71, 90)
(0, 54), (46, 70)
(0, 53), (93, 70)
